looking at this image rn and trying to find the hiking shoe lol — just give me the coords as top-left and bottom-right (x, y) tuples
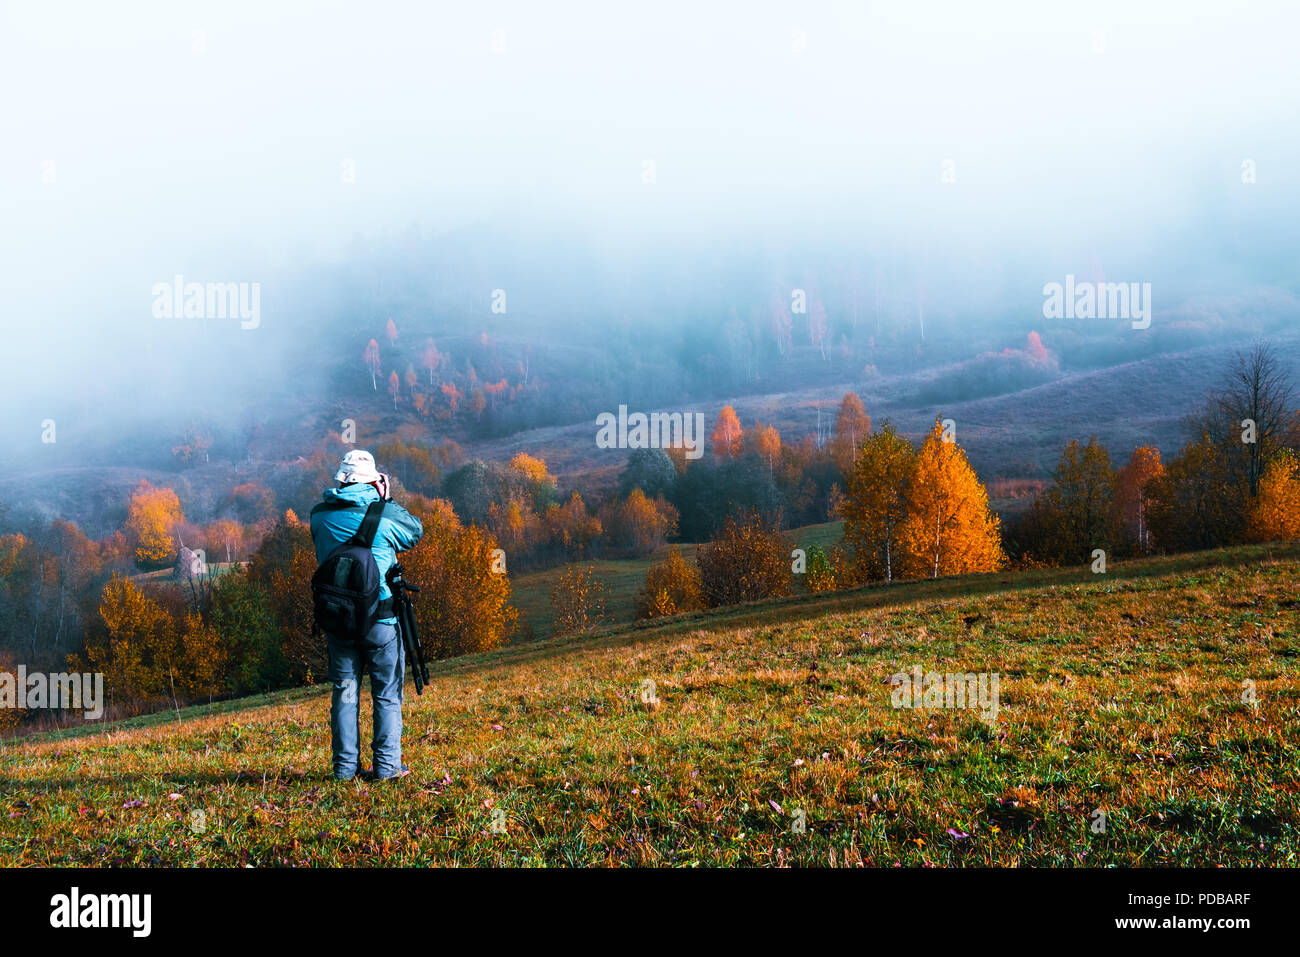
(336, 766), (374, 782)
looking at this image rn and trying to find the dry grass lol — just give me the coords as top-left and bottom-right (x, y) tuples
(3, 542), (1298, 866)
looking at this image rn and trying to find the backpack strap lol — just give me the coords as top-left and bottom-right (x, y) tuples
(349, 500), (387, 549)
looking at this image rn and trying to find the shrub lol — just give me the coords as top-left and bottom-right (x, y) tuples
(551, 565), (608, 636)
(696, 513), (791, 608)
(636, 548), (705, 619)
(804, 544), (839, 593)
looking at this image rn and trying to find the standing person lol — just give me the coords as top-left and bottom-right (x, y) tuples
(309, 450), (423, 780)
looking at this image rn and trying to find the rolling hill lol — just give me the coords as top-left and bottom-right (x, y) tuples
(4, 541), (1298, 866)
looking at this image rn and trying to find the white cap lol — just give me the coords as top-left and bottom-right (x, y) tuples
(334, 449), (382, 485)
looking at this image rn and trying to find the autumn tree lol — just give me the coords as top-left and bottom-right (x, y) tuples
(750, 421), (781, 471)
(695, 512), (791, 607)
(420, 337), (441, 384)
(710, 406), (743, 460)
(544, 492), (602, 559)
(388, 370), (400, 409)
(1247, 449), (1300, 542)
(245, 515), (320, 682)
(205, 519), (245, 563)
(809, 297), (830, 361)
(0, 652), (20, 733)
(1045, 437), (1116, 563)
(1110, 446), (1163, 555)
(126, 481), (185, 566)
(371, 441), (439, 497)
(0, 533), (46, 665)
(504, 457), (553, 513)
(896, 419), (1005, 579)
(363, 338), (381, 390)
(487, 496), (542, 557)
(599, 489), (678, 555)
(441, 381), (462, 413)
(636, 547), (705, 619)
(1214, 343), (1296, 497)
(1146, 433), (1246, 552)
(386, 318), (399, 345)
(841, 422), (916, 581)
(171, 427), (213, 465)
(83, 575), (183, 711)
(1024, 330), (1050, 364)
(402, 496), (517, 656)
(177, 611), (228, 700)
(831, 392), (871, 473)
(226, 482), (275, 524)
(509, 452), (552, 486)
(33, 518), (104, 661)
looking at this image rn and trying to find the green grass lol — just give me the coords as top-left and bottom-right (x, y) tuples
(3, 540), (1299, 867)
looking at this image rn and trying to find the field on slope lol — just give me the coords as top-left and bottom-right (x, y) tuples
(509, 522), (844, 641)
(3, 543), (1299, 867)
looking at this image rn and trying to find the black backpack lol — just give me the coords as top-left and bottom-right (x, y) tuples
(310, 499), (388, 641)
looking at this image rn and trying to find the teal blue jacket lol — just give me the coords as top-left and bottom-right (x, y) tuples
(309, 484), (424, 622)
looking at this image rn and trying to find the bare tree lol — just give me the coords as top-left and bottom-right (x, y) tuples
(1216, 343), (1295, 497)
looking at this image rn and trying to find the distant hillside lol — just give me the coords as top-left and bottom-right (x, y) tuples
(443, 336), (1300, 492)
(15, 334), (1299, 535)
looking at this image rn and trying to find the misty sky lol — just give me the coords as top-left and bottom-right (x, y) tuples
(2, 0), (1298, 440)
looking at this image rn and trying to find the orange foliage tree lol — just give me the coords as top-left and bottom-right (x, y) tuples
(126, 481), (185, 566)
(487, 496), (542, 557)
(83, 575), (182, 711)
(832, 392), (871, 473)
(897, 419), (1005, 579)
(509, 452), (551, 485)
(420, 337), (441, 384)
(544, 492), (602, 558)
(402, 496), (517, 657)
(600, 489), (678, 555)
(1247, 449), (1300, 543)
(204, 519), (245, 563)
(1111, 446), (1163, 554)
(751, 421), (781, 470)
(710, 406), (743, 460)
(177, 611), (228, 700)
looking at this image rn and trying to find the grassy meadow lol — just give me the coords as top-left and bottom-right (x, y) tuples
(3, 541), (1299, 867)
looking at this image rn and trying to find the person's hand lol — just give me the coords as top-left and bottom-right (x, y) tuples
(372, 473), (392, 501)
